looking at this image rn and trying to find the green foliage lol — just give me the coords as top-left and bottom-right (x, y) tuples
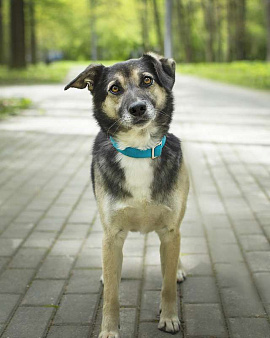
(0, 97), (32, 117)
(177, 61), (270, 90)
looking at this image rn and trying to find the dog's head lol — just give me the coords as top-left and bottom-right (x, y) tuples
(65, 53), (175, 138)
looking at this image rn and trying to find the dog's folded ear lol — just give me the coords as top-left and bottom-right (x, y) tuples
(64, 64), (105, 92)
(143, 52), (176, 91)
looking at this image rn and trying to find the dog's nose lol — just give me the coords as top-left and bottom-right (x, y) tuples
(129, 102), (147, 117)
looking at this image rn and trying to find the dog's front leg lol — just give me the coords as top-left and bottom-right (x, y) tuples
(157, 227), (181, 333)
(99, 229), (127, 338)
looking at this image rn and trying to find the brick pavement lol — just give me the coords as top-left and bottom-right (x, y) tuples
(0, 72), (270, 337)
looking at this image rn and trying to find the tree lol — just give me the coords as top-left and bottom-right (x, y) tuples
(176, 0), (193, 62)
(266, 0), (270, 61)
(235, 0), (246, 60)
(142, 0), (149, 51)
(28, 0), (37, 64)
(90, 0), (97, 60)
(0, 0), (3, 64)
(202, 0), (216, 62)
(152, 0), (163, 53)
(10, 0), (26, 68)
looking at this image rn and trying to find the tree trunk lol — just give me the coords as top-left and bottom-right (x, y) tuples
(29, 0), (36, 64)
(90, 0), (97, 60)
(152, 0), (163, 53)
(10, 0), (26, 68)
(227, 0), (236, 61)
(0, 0), (4, 64)
(164, 0), (172, 57)
(142, 0), (149, 51)
(266, 0), (270, 61)
(175, 0), (193, 62)
(235, 0), (246, 60)
(215, 0), (223, 62)
(202, 0), (215, 62)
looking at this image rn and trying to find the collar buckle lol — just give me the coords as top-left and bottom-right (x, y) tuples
(151, 140), (163, 159)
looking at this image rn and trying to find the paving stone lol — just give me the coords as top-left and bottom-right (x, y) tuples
(37, 255), (74, 279)
(181, 237), (208, 254)
(233, 219), (263, 235)
(123, 238), (144, 257)
(0, 269), (35, 293)
(181, 253), (213, 276)
(210, 243), (244, 263)
(140, 290), (160, 321)
(145, 246), (160, 265)
(75, 248), (101, 269)
(182, 276), (219, 303)
(47, 325), (90, 338)
(215, 262), (250, 288)
(207, 228), (237, 244)
(84, 232), (103, 248)
(0, 294), (20, 322)
(184, 304), (227, 337)
(119, 308), (137, 338)
(1, 222), (35, 238)
(35, 217), (65, 231)
(59, 223), (89, 239)
(120, 279), (140, 306)
(144, 265), (162, 290)
(239, 234), (270, 252)
(246, 251), (270, 272)
(54, 294), (98, 324)
(23, 230), (57, 248)
(181, 221), (204, 237)
(9, 247), (47, 268)
(0, 238), (22, 256)
(229, 318), (270, 338)
(2, 306), (54, 338)
(66, 269), (101, 293)
(0, 257), (8, 272)
(69, 209), (95, 223)
(253, 273), (270, 303)
(122, 257), (143, 279)
(50, 240), (82, 256)
(221, 283), (265, 317)
(22, 280), (65, 305)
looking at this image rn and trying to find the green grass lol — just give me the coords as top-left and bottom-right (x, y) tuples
(177, 61), (270, 90)
(0, 61), (78, 85)
(0, 60), (119, 86)
(0, 97), (32, 118)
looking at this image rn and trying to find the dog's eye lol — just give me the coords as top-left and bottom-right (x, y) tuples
(143, 76), (153, 86)
(109, 85), (121, 95)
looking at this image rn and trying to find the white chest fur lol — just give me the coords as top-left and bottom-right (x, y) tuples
(117, 154), (153, 201)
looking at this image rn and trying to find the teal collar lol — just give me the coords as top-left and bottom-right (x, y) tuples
(110, 135), (167, 159)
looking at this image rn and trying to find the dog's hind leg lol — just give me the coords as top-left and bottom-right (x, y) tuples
(99, 229), (127, 338)
(177, 257), (186, 283)
(157, 227), (181, 334)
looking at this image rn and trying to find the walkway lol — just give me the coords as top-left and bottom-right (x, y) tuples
(0, 70), (270, 337)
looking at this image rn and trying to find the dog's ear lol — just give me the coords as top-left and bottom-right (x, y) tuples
(143, 52), (176, 91)
(64, 64), (105, 92)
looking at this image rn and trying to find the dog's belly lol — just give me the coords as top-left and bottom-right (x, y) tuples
(110, 202), (178, 234)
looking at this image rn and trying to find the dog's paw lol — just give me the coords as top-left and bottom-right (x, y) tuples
(177, 268), (186, 283)
(158, 316), (181, 333)
(98, 331), (120, 338)
(100, 273), (104, 285)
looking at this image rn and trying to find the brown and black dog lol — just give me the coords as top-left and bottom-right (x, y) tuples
(65, 53), (189, 337)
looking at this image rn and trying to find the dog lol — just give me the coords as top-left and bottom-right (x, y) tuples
(65, 53), (189, 337)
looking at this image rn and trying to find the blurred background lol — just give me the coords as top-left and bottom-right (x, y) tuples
(0, 0), (269, 92)
(0, 2), (270, 337)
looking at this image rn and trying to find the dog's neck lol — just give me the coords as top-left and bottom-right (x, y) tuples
(113, 124), (166, 150)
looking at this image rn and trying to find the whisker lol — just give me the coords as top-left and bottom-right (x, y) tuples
(106, 118), (122, 138)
